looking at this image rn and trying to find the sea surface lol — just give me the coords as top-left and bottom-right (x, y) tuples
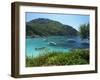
(26, 36), (89, 57)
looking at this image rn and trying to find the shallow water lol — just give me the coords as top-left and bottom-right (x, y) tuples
(26, 36), (89, 57)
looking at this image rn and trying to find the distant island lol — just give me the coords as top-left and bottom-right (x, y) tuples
(26, 18), (78, 38)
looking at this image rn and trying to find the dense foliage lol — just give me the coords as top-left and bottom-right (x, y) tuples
(79, 23), (89, 39)
(26, 49), (89, 67)
(26, 18), (78, 37)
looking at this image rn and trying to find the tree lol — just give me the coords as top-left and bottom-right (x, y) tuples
(79, 23), (89, 40)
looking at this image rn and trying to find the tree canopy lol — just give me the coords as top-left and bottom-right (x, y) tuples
(79, 23), (89, 39)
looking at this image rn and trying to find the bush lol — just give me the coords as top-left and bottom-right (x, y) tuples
(26, 49), (89, 67)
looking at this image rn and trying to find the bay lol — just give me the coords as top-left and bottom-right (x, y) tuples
(26, 36), (89, 57)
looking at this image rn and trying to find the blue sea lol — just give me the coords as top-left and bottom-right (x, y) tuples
(26, 36), (89, 57)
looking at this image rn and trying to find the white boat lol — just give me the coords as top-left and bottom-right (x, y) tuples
(48, 42), (56, 46)
(81, 39), (89, 45)
(43, 38), (48, 42)
(67, 39), (76, 43)
(43, 38), (46, 41)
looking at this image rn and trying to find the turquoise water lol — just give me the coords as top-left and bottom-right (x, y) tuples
(26, 36), (89, 57)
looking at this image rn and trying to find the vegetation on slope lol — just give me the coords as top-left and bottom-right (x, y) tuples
(26, 49), (89, 67)
(26, 18), (78, 37)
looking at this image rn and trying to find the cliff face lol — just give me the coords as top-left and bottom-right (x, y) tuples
(26, 18), (78, 37)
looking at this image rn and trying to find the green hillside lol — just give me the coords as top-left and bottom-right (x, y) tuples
(26, 18), (78, 37)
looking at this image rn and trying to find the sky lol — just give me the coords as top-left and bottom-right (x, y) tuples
(26, 12), (89, 31)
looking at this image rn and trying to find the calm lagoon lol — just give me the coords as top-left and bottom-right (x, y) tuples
(26, 36), (89, 57)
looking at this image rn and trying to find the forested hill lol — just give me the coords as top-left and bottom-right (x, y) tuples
(26, 18), (78, 37)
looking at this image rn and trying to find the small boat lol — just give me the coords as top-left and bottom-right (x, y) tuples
(35, 47), (46, 50)
(67, 39), (76, 43)
(43, 38), (46, 40)
(43, 38), (47, 41)
(81, 39), (89, 45)
(48, 42), (56, 46)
